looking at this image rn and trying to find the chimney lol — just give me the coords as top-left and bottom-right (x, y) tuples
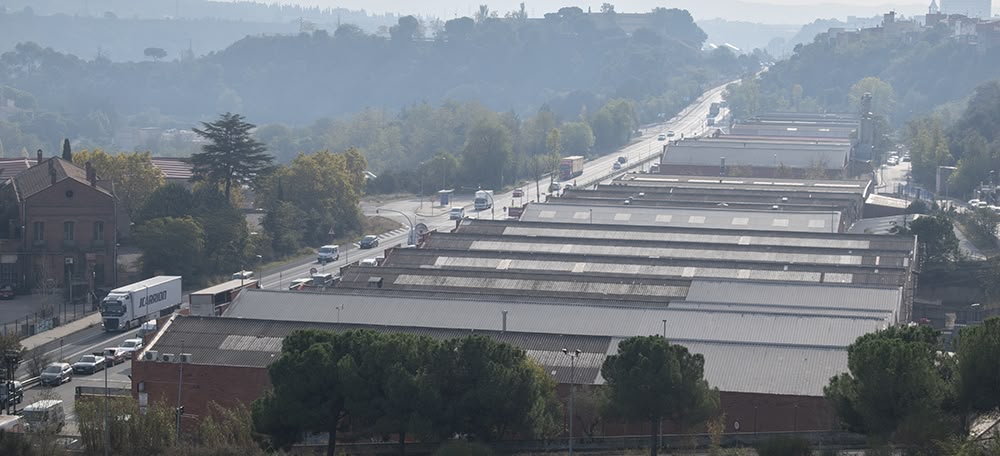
(502, 309), (508, 332)
(48, 160), (56, 185)
(86, 161), (97, 186)
(36, 149), (43, 166)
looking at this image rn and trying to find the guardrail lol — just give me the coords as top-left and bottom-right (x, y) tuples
(21, 376), (40, 389)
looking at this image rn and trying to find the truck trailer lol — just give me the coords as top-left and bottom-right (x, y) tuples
(100, 276), (182, 331)
(474, 190), (494, 210)
(559, 156), (585, 181)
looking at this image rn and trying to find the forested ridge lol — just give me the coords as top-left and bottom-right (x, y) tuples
(0, 8), (756, 161)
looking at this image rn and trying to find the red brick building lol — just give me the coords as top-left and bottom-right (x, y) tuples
(0, 152), (117, 293)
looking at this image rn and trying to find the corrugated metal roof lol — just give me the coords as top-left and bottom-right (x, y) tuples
(614, 174), (869, 194)
(393, 274), (689, 297)
(468, 240), (864, 266)
(501, 224), (868, 249)
(518, 204), (841, 233)
(155, 315), (850, 396)
(151, 316), (612, 384)
(662, 140), (851, 169)
(225, 289), (885, 348)
(687, 280), (902, 322)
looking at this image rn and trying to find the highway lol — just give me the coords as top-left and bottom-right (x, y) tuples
(14, 78), (735, 434)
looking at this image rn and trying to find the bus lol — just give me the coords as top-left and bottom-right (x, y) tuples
(189, 279), (260, 317)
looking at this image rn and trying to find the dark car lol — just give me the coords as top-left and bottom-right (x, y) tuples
(39, 363), (73, 386)
(359, 235), (379, 249)
(72, 354), (106, 375)
(0, 284), (14, 300)
(512, 189), (524, 198)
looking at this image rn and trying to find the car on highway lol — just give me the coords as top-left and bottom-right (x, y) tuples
(886, 156), (899, 166)
(118, 338), (143, 359)
(39, 363), (73, 386)
(0, 283), (13, 300)
(657, 134), (666, 141)
(359, 235), (379, 249)
(231, 270), (254, 281)
(72, 354), (107, 375)
(667, 130), (675, 137)
(613, 162), (622, 170)
(316, 245), (340, 264)
(548, 182), (561, 193)
(512, 189), (524, 198)
(288, 277), (314, 290)
(617, 156), (628, 164)
(449, 207), (465, 220)
(22, 400), (65, 433)
(103, 347), (128, 365)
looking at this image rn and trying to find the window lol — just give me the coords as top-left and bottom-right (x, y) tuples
(33, 222), (44, 241)
(64, 221), (75, 241)
(93, 221), (104, 241)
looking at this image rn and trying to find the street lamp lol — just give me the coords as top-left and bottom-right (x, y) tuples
(376, 208), (416, 246)
(562, 348), (581, 456)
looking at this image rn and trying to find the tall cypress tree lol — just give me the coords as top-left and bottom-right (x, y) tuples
(61, 138), (72, 161)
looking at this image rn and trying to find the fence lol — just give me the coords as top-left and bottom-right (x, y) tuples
(0, 298), (97, 339)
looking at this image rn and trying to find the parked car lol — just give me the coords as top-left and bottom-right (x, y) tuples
(666, 130), (675, 137)
(359, 235), (379, 249)
(117, 339), (143, 359)
(613, 162), (622, 170)
(886, 156), (899, 165)
(548, 182), (561, 193)
(512, 189), (524, 198)
(0, 380), (23, 407)
(39, 363), (73, 386)
(449, 207), (465, 220)
(103, 347), (127, 365)
(902, 154), (911, 162)
(72, 354), (106, 375)
(0, 284), (13, 300)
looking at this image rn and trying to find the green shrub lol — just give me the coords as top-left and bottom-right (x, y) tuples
(754, 436), (813, 456)
(432, 440), (495, 456)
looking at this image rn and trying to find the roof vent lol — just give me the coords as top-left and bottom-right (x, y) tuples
(367, 277), (383, 288)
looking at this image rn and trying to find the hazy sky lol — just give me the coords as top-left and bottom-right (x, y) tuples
(239, 0), (932, 21)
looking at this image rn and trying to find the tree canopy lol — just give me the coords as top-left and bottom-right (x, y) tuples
(601, 336), (719, 456)
(191, 112), (273, 199)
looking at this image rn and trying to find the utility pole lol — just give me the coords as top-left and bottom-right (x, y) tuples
(176, 339), (184, 441)
(562, 348), (581, 456)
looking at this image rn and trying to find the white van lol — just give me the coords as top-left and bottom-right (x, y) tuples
(359, 258), (378, 267)
(449, 207), (465, 220)
(317, 245), (340, 264)
(22, 400), (65, 433)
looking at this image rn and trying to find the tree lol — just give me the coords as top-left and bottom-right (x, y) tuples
(191, 113), (273, 199)
(849, 77), (896, 120)
(143, 47), (167, 61)
(461, 116), (513, 189)
(133, 216), (205, 279)
(824, 325), (953, 446)
(601, 336), (720, 456)
(559, 121), (595, 156)
(74, 149), (165, 222)
(426, 336), (560, 442)
(76, 397), (176, 455)
(601, 3), (616, 14)
(908, 215), (961, 264)
(60, 138), (70, 161)
(137, 183), (194, 223)
(190, 186), (251, 275)
(955, 317), (1000, 414)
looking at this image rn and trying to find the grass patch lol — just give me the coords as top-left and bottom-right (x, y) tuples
(362, 215), (404, 237)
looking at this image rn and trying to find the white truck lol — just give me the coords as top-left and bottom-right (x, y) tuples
(100, 276), (182, 332)
(474, 190), (494, 210)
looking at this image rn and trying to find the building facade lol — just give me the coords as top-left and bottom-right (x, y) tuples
(0, 153), (117, 294)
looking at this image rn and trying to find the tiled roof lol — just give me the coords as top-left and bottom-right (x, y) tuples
(0, 157), (36, 181)
(11, 157), (113, 199)
(150, 158), (194, 180)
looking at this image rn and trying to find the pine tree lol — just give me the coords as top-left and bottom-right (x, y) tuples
(191, 113), (274, 199)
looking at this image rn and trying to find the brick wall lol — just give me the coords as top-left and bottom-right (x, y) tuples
(131, 358), (271, 426)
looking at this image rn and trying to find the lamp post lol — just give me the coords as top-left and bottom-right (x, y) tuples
(176, 339), (185, 441)
(104, 351), (110, 456)
(562, 348), (581, 456)
(376, 208), (415, 246)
